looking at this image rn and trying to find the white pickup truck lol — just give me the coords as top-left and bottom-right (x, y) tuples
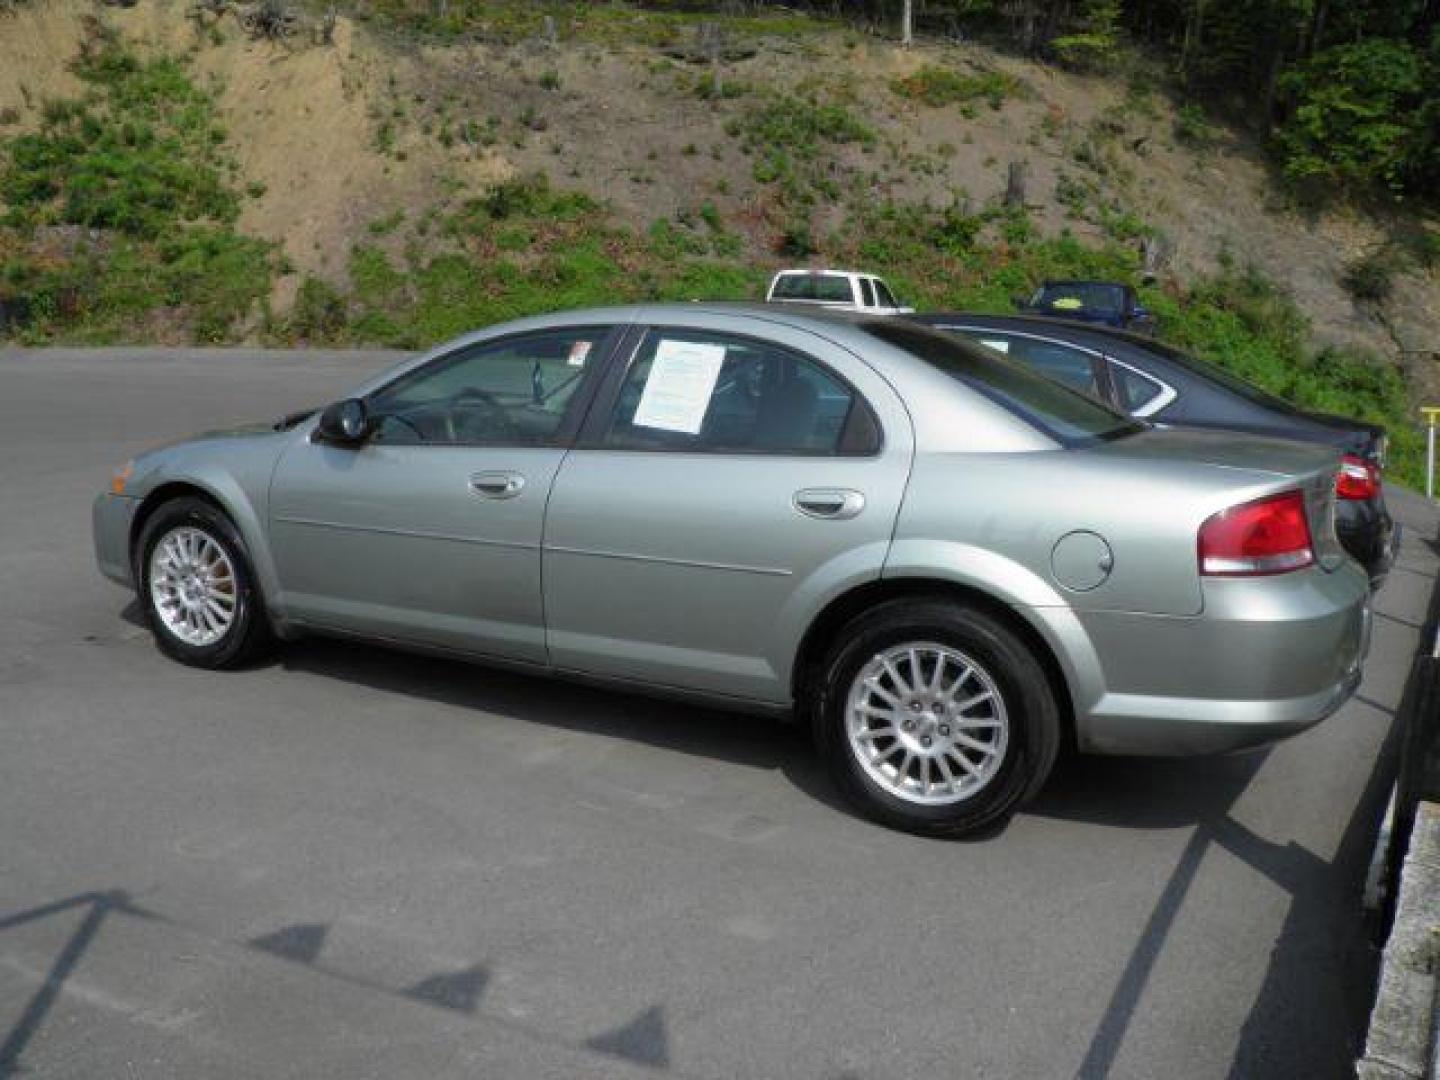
(765, 269), (914, 314)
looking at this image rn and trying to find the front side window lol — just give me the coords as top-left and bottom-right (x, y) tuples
(770, 274), (855, 303)
(602, 329), (870, 455)
(874, 280), (900, 308)
(859, 278), (877, 307)
(863, 321), (1142, 445)
(367, 328), (609, 446)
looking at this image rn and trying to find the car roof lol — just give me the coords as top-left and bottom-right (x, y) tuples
(911, 312), (1382, 442)
(912, 311), (1137, 343)
(772, 268), (873, 279)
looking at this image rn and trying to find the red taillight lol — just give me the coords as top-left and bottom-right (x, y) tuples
(1336, 454), (1381, 501)
(1198, 490), (1314, 576)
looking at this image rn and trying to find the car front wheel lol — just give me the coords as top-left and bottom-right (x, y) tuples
(815, 599), (1060, 838)
(136, 497), (271, 669)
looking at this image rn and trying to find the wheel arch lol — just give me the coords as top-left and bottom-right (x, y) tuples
(790, 577), (1080, 751)
(130, 481), (228, 559)
(128, 477), (284, 625)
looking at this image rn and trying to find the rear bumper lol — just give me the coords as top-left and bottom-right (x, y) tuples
(93, 493), (139, 588)
(1336, 497), (1397, 586)
(1072, 562), (1371, 755)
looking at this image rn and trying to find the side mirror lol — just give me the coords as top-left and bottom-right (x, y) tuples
(315, 398), (371, 444)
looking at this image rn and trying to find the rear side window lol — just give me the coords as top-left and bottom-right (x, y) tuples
(602, 329), (877, 456)
(863, 321), (1142, 445)
(859, 278), (877, 307)
(770, 274), (854, 303)
(1112, 365), (1166, 414)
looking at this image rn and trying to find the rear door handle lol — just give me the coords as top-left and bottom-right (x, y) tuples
(469, 471), (526, 499)
(793, 488), (865, 520)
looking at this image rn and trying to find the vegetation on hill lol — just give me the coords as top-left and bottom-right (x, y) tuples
(524, 0), (1440, 205)
(0, 0), (1432, 488)
(0, 25), (278, 341)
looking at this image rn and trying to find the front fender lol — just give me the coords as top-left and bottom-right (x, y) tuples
(127, 444), (287, 625)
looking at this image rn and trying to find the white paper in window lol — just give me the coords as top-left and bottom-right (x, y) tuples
(631, 340), (726, 434)
(980, 338), (1010, 354)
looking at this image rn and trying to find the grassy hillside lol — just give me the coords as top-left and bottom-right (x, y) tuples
(0, 0), (1434, 483)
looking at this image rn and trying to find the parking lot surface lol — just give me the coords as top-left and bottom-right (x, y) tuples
(1, 346), (1435, 1079)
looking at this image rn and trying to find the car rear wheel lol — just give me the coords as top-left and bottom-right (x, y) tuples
(136, 497), (271, 669)
(814, 599), (1060, 838)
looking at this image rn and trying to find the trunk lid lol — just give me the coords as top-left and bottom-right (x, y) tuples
(1093, 427), (1346, 571)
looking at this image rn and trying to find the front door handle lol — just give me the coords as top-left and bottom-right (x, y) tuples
(793, 488), (865, 520)
(469, 471), (526, 500)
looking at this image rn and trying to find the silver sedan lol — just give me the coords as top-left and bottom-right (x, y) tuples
(93, 305), (1371, 836)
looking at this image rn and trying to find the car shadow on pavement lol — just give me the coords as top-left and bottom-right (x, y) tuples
(276, 634), (833, 781)
(1026, 697), (1407, 1078)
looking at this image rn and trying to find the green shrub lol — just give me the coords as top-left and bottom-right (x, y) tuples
(0, 39), (276, 341)
(889, 67), (1021, 110)
(1173, 104), (1214, 148)
(1341, 249), (1400, 304)
(289, 275), (348, 341)
(1, 48), (241, 238)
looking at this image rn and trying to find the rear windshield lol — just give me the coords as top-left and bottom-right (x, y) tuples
(1126, 335), (1306, 413)
(1031, 282), (1126, 315)
(862, 321), (1144, 445)
(771, 274), (854, 303)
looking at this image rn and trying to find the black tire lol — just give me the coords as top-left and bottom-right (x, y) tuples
(811, 598), (1061, 839)
(135, 497), (272, 669)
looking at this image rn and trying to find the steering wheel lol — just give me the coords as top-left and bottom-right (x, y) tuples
(446, 387), (515, 442)
(375, 409), (428, 442)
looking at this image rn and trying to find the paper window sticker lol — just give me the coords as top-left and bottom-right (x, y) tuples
(568, 340), (593, 367)
(631, 339), (727, 434)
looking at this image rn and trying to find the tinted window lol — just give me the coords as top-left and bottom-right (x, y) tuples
(968, 333), (1103, 399)
(368, 328), (607, 445)
(874, 280), (900, 308)
(603, 329), (866, 455)
(771, 274), (854, 303)
(1122, 336), (1309, 415)
(1112, 365), (1165, 413)
(863, 321), (1142, 445)
(1030, 283), (1127, 316)
(859, 278), (877, 307)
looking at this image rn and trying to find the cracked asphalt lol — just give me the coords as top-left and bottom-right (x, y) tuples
(1, 346), (1435, 1079)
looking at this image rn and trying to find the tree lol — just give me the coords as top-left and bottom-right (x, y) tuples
(1277, 38), (1426, 193)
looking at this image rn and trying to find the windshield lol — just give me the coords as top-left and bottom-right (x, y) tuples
(862, 321), (1145, 445)
(1031, 282), (1126, 315)
(771, 273), (854, 303)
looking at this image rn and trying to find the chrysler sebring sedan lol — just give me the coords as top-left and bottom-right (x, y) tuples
(94, 305), (1371, 837)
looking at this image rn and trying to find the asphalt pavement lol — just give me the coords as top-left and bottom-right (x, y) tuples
(1, 346), (1436, 1080)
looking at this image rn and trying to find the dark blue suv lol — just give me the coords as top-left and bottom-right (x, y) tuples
(1018, 281), (1155, 332)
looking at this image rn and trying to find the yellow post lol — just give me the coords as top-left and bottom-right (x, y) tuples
(1421, 407), (1440, 499)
